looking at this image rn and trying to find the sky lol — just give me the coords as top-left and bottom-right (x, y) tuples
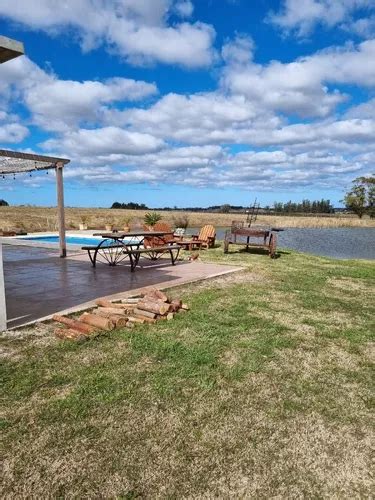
(0, 0), (374, 208)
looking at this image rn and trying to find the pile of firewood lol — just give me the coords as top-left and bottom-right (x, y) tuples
(53, 288), (189, 341)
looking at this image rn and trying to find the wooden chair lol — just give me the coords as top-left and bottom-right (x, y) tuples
(192, 224), (216, 248)
(143, 222), (175, 248)
(176, 224), (216, 251)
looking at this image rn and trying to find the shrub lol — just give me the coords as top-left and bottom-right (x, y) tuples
(173, 215), (189, 228)
(144, 212), (162, 227)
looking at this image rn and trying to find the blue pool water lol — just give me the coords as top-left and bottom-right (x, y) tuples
(19, 236), (139, 246)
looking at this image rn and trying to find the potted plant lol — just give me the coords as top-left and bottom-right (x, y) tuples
(144, 212), (162, 230)
(105, 218), (114, 231)
(123, 216), (132, 232)
(79, 215), (89, 231)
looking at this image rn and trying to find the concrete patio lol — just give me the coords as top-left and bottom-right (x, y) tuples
(4, 245), (241, 329)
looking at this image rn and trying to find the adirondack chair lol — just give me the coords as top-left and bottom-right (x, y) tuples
(176, 224), (216, 250)
(192, 224), (216, 248)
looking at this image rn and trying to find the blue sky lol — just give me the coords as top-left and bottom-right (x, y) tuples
(0, 0), (374, 208)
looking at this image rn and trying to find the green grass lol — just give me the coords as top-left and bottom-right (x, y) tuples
(1, 246), (374, 497)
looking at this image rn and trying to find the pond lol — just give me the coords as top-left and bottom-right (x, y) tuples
(188, 227), (375, 260)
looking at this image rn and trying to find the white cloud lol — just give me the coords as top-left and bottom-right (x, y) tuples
(0, 123), (29, 143)
(174, 1), (194, 18)
(268, 0), (374, 37)
(42, 126), (165, 157)
(221, 39), (375, 118)
(0, 56), (157, 132)
(0, 0), (215, 67)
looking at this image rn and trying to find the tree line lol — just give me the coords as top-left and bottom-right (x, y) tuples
(272, 199), (334, 214)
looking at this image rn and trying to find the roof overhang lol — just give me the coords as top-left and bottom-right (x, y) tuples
(0, 36), (24, 63)
(0, 149), (70, 175)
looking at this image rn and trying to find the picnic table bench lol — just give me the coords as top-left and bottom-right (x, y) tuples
(82, 231), (181, 271)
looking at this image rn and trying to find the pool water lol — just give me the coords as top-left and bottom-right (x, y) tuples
(19, 236), (139, 246)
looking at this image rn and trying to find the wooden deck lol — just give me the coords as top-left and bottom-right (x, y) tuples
(3, 245), (241, 328)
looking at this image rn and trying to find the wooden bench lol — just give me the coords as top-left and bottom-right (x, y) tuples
(127, 245), (181, 271)
(82, 243), (181, 271)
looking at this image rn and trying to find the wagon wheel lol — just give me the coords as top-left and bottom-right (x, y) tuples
(95, 239), (128, 266)
(269, 233), (277, 258)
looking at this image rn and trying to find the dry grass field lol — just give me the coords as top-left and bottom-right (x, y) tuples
(0, 206), (374, 232)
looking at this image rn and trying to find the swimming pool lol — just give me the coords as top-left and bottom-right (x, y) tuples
(19, 235), (140, 246)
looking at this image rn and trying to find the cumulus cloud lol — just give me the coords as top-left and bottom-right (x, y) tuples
(174, 0), (194, 18)
(0, 56), (157, 131)
(268, 0), (374, 38)
(221, 39), (375, 118)
(42, 126), (165, 157)
(0, 123), (29, 143)
(0, 0), (215, 67)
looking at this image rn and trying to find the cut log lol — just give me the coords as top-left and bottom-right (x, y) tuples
(52, 314), (97, 334)
(93, 306), (128, 317)
(137, 300), (171, 316)
(169, 299), (182, 312)
(79, 313), (115, 331)
(55, 328), (87, 341)
(92, 309), (128, 327)
(181, 304), (190, 310)
(95, 299), (132, 310)
(121, 298), (140, 304)
(133, 308), (156, 319)
(144, 288), (169, 303)
(127, 316), (145, 324)
(125, 321), (135, 328)
(167, 312), (174, 321)
(132, 314), (156, 324)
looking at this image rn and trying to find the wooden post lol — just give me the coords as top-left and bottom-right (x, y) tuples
(56, 162), (66, 257)
(0, 243), (7, 331)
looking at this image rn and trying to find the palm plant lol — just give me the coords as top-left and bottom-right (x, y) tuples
(144, 212), (162, 227)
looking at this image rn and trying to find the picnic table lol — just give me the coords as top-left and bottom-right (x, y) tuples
(224, 225), (282, 258)
(83, 230), (180, 271)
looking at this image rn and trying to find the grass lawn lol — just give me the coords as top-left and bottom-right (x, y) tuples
(1, 247), (374, 497)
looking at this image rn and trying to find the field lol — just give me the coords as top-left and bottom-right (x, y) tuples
(1, 247), (374, 497)
(1, 206), (374, 232)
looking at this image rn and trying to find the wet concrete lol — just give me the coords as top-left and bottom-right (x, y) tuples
(4, 245), (240, 328)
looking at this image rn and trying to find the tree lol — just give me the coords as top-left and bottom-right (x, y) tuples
(220, 204), (231, 213)
(343, 176), (375, 218)
(0, 199), (9, 206)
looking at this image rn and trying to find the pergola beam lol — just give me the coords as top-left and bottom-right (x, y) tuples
(0, 35), (24, 63)
(0, 149), (70, 258)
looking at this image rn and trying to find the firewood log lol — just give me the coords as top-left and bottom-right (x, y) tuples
(181, 304), (190, 310)
(93, 306), (128, 317)
(169, 299), (182, 312)
(121, 298), (140, 304)
(95, 299), (132, 310)
(132, 314), (156, 324)
(167, 313), (174, 321)
(92, 309), (128, 327)
(127, 316), (145, 324)
(137, 300), (171, 316)
(144, 288), (169, 303)
(133, 308), (156, 319)
(79, 313), (115, 331)
(54, 328), (87, 341)
(52, 314), (97, 334)
(125, 321), (135, 328)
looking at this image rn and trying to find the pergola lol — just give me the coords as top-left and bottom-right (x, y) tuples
(0, 35), (24, 63)
(0, 149), (70, 257)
